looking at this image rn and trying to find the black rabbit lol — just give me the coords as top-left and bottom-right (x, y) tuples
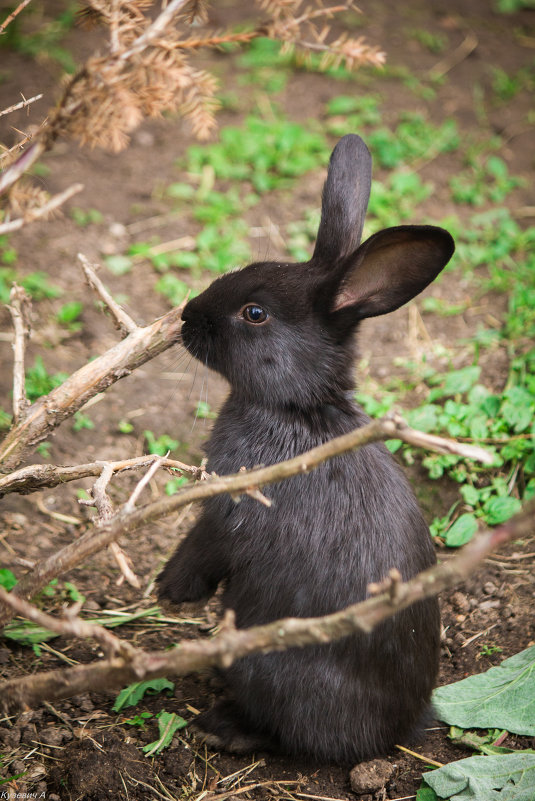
(157, 134), (454, 763)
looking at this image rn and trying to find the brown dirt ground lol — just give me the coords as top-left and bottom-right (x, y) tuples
(1, 1), (535, 799)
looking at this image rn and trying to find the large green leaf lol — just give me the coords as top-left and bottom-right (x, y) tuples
(421, 753), (535, 800)
(433, 646), (535, 735)
(112, 679), (175, 712)
(142, 711), (188, 756)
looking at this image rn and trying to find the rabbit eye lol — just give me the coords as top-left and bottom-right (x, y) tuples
(241, 304), (268, 324)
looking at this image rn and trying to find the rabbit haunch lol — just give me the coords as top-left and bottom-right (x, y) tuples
(157, 134), (454, 763)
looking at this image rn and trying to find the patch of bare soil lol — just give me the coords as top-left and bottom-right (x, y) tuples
(48, 731), (153, 800)
(1, 0), (534, 799)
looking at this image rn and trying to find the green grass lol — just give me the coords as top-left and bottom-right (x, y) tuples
(407, 28), (448, 54)
(25, 356), (69, 402)
(450, 156), (524, 206)
(358, 350), (534, 545)
(72, 411), (94, 432)
(367, 171), (433, 229)
(0, 264), (62, 304)
(367, 114), (459, 168)
(70, 207), (104, 227)
(183, 115), (329, 192)
(357, 204), (535, 546)
(56, 301), (83, 331)
(493, 0), (535, 9)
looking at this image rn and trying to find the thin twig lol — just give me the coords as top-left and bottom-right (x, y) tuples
(395, 744), (443, 768)
(7, 284), (31, 425)
(429, 30), (478, 80)
(125, 772), (173, 801)
(460, 623), (498, 649)
(0, 183), (83, 234)
(295, 793), (353, 801)
(198, 780), (302, 801)
(388, 418), (492, 463)
(78, 253), (138, 335)
(131, 236), (196, 261)
(0, 93), (43, 118)
(0, 119), (47, 167)
(0, 0), (33, 34)
(125, 455), (166, 512)
(486, 550), (535, 561)
(121, 0), (192, 59)
(35, 495), (81, 526)
(110, 542), (140, 588)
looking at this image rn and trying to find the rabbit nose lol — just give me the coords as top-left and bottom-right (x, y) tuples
(182, 296), (206, 324)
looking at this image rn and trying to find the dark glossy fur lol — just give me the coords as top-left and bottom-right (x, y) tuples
(157, 135), (454, 763)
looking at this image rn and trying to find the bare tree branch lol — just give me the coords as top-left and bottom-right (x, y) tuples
(85, 462), (115, 523)
(429, 30), (479, 81)
(0, 93), (43, 118)
(78, 253), (138, 335)
(0, 301), (184, 472)
(0, 139), (48, 196)
(124, 455), (166, 512)
(0, 0), (33, 34)
(1, 498), (532, 715)
(0, 455), (204, 498)
(7, 284), (32, 425)
(0, 412), (493, 628)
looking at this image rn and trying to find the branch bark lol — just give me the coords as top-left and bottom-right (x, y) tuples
(0, 93), (43, 118)
(0, 0), (33, 34)
(1, 498), (533, 715)
(78, 253), (138, 335)
(0, 455), (204, 498)
(0, 412), (492, 628)
(7, 284), (32, 425)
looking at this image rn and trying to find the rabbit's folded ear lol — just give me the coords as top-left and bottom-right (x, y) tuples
(331, 225), (455, 320)
(313, 134), (372, 265)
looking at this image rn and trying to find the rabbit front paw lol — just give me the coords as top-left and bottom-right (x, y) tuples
(192, 701), (274, 754)
(156, 560), (215, 607)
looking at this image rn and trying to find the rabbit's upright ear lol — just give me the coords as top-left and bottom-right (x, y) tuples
(313, 134), (372, 265)
(332, 225), (455, 320)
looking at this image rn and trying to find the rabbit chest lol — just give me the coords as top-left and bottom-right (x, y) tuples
(203, 397), (435, 628)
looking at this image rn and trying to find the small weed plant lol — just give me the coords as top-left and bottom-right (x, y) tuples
(25, 357), (69, 402)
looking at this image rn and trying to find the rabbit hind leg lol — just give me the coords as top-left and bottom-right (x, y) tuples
(191, 700), (275, 754)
